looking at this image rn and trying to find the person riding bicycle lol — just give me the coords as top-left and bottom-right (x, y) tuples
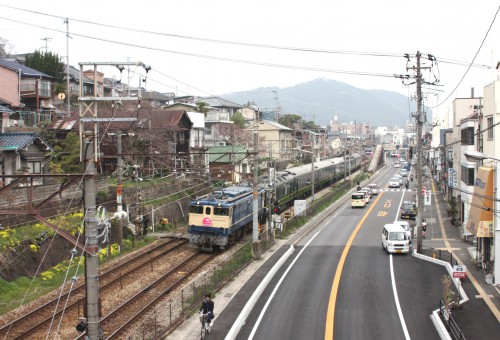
(200, 293), (215, 326)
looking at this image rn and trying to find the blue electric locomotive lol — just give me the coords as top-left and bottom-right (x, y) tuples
(187, 186), (266, 250)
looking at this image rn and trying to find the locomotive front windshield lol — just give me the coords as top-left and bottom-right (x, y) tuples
(214, 207), (229, 216)
(189, 205), (204, 214)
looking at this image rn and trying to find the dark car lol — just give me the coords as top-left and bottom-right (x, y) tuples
(400, 201), (417, 220)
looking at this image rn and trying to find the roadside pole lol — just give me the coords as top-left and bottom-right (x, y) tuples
(415, 51), (425, 253)
(252, 110), (261, 259)
(83, 133), (100, 338)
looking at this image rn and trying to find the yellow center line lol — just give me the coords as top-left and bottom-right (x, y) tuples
(431, 181), (500, 323)
(324, 192), (385, 340)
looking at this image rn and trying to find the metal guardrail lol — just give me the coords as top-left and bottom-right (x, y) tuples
(438, 299), (467, 340)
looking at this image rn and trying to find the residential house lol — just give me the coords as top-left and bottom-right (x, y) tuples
(83, 69), (104, 97)
(67, 65), (94, 97)
(257, 120), (293, 163)
(449, 97), (481, 237)
(98, 109), (192, 176)
(208, 145), (249, 184)
(0, 132), (53, 186)
(198, 97), (244, 147)
(0, 58), (55, 126)
(187, 112), (208, 173)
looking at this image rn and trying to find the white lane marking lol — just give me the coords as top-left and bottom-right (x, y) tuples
(390, 255), (411, 340)
(394, 192), (406, 223)
(248, 230), (321, 340)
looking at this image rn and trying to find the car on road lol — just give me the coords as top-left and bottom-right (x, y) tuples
(367, 183), (379, 195)
(359, 187), (372, 199)
(382, 224), (410, 254)
(400, 169), (408, 177)
(351, 193), (366, 208)
(394, 220), (412, 243)
(394, 175), (403, 186)
(389, 177), (400, 188)
(400, 201), (417, 220)
(357, 190), (370, 203)
(394, 162), (401, 168)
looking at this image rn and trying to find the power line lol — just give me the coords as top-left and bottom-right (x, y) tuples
(0, 15), (400, 78)
(429, 4), (500, 109)
(0, 4), (405, 58)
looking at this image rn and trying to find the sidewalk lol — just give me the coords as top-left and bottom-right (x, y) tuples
(420, 179), (500, 338)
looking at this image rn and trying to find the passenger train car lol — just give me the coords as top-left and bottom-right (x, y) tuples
(188, 153), (362, 250)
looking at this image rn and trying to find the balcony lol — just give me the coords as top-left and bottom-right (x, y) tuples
(205, 111), (230, 122)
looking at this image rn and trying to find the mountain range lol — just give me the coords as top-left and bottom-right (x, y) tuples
(222, 78), (419, 127)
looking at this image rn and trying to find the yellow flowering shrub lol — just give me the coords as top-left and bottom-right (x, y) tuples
(29, 244), (39, 253)
(41, 270), (54, 281)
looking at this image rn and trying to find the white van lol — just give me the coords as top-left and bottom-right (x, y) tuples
(381, 224), (410, 254)
(351, 193), (366, 208)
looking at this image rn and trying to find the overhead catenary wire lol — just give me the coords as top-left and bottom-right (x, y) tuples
(429, 4), (500, 109)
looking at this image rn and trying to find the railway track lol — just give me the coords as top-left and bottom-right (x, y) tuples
(76, 252), (216, 339)
(0, 237), (189, 339)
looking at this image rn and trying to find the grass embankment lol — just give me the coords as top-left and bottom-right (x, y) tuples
(0, 212), (155, 315)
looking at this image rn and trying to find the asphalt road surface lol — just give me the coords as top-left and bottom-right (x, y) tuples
(233, 166), (445, 340)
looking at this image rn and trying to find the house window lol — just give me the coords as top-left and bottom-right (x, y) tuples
(460, 127), (474, 145)
(461, 166), (474, 186)
(38, 81), (52, 97)
(487, 117), (493, 140)
(205, 124), (212, 135)
(27, 161), (42, 174)
(179, 131), (185, 141)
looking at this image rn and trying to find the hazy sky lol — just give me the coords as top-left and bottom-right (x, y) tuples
(1, 0), (499, 122)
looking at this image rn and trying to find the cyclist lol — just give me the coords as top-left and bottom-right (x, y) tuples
(200, 293), (215, 327)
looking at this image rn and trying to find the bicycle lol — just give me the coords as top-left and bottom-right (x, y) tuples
(199, 312), (212, 339)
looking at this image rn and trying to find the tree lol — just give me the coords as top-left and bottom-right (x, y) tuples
(195, 102), (210, 115)
(0, 37), (10, 57)
(48, 133), (81, 174)
(24, 50), (66, 94)
(279, 114), (303, 129)
(231, 111), (247, 128)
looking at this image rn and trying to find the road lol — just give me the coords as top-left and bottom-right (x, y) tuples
(222, 165), (446, 339)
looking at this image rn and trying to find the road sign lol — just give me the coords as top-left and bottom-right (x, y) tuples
(452, 265), (467, 279)
(377, 211), (388, 217)
(424, 190), (431, 206)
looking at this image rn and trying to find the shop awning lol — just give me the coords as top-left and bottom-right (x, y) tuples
(466, 167), (494, 237)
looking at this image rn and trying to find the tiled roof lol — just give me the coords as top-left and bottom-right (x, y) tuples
(198, 97), (244, 109)
(0, 58), (53, 78)
(0, 105), (14, 113)
(67, 65), (94, 84)
(260, 120), (292, 131)
(0, 133), (53, 151)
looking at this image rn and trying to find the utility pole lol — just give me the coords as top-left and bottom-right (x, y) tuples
(83, 132), (100, 339)
(65, 19), (70, 114)
(252, 109), (261, 259)
(311, 132), (315, 201)
(116, 133), (124, 251)
(41, 36), (51, 52)
(415, 51), (425, 253)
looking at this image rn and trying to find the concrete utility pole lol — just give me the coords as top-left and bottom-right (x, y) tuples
(252, 110), (261, 259)
(415, 51), (425, 253)
(83, 133), (100, 339)
(311, 132), (315, 201)
(65, 19), (70, 114)
(116, 133), (124, 251)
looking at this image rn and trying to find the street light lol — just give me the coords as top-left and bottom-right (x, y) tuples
(464, 150), (500, 284)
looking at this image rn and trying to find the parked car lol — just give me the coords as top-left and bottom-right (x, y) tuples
(389, 177), (400, 188)
(394, 220), (412, 243)
(367, 183), (379, 195)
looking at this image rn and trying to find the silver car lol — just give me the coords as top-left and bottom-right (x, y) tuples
(367, 183), (379, 195)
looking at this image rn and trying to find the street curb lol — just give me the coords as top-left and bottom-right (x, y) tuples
(224, 245), (295, 340)
(412, 250), (469, 340)
(430, 310), (452, 340)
